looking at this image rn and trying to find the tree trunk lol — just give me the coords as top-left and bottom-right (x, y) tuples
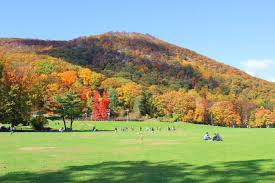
(70, 116), (73, 131)
(62, 116), (67, 131)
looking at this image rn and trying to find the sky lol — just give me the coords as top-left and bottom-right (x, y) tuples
(1, 0), (274, 82)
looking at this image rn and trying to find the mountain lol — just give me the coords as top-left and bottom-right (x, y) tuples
(0, 32), (274, 127)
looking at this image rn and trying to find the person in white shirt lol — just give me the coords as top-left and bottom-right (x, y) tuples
(203, 132), (211, 140)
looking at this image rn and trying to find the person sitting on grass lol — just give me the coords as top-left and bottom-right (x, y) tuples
(213, 133), (223, 141)
(203, 132), (211, 140)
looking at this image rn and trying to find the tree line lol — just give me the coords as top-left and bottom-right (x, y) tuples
(0, 56), (274, 130)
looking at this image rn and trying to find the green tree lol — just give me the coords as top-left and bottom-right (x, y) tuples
(52, 92), (83, 131)
(108, 88), (119, 113)
(0, 84), (32, 127)
(138, 91), (156, 117)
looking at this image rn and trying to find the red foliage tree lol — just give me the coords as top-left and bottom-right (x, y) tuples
(92, 91), (110, 120)
(100, 91), (110, 120)
(92, 91), (101, 120)
(80, 88), (92, 101)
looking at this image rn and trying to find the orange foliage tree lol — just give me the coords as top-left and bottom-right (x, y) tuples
(209, 101), (241, 126)
(59, 70), (77, 87)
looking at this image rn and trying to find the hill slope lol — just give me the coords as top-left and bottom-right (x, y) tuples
(0, 32), (274, 127)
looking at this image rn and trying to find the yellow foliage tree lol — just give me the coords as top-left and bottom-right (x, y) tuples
(154, 91), (196, 121)
(101, 78), (122, 89)
(116, 82), (142, 110)
(79, 68), (105, 89)
(79, 68), (92, 85)
(209, 101), (241, 126)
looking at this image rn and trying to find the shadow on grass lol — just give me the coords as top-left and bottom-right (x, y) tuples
(1, 159), (275, 183)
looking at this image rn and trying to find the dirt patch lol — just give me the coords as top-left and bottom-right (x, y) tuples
(19, 146), (56, 152)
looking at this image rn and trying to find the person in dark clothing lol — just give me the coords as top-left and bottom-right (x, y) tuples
(91, 126), (96, 132)
(213, 133), (223, 141)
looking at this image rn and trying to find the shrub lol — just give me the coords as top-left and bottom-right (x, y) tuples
(30, 116), (48, 130)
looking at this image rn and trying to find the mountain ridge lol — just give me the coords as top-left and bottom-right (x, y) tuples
(0, 32), (272, 84)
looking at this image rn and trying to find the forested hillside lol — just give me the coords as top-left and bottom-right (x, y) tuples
(0, 32), (274, 128)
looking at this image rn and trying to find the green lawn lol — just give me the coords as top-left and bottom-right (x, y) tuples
(0, 121), (275, 182)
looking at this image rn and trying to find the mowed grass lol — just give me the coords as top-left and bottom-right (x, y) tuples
(0, 121), (275, 183)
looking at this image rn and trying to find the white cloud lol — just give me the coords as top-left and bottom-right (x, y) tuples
(241, 59), (275, 81)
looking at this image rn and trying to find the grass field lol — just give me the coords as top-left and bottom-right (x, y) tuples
(0, 121), (275, 183)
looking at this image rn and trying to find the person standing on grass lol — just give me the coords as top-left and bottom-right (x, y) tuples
(10, 126), (15, 135)
(139, 133), (144, 143)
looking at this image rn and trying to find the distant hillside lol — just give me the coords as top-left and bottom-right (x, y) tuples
(0, 32), (274, 127)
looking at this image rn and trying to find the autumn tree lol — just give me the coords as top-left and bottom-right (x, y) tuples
(249, 107), (272, 127)
(100, 91), (110, 120)
(101, 78), (121, 89)
(59, 70), (77, 87)
(79, 68), (105, 89)
(92, 91), (110, 120)
(194, 97), (208, 123)
(92, 91), (101, 120)
(0, 61), (35, 127)
(154, 91), (196, 121)
(79, 68), (92, 85)
(116, 82), (142, 110)
(209, 101), (241, 127)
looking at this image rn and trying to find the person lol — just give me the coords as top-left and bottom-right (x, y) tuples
(59, 127), (65, 132)
(10, 126), (15, 135)
(151, 127), (155, 133)
(172, 126), (176, 131)
(139, 126), (142, 131)
(213, 133), (223, 141)
(140, 133), (144, 143)
(212, 133), (217, 141)
(91, 126), (96, 132)
(114, 127), (118, 133)
(203, 132), (211, 140)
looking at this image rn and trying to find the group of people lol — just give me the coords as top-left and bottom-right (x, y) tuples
(203, 132), (223, 141)
(114, 126), (176, 133)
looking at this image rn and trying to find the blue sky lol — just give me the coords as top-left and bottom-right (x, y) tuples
(1, 0), (274, 82)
